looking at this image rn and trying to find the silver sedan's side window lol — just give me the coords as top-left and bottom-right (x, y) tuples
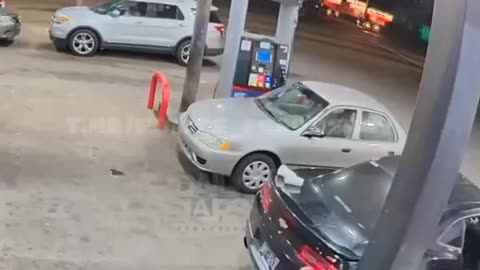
(311, 109), (357, 139)
(360, 111), (396, 142)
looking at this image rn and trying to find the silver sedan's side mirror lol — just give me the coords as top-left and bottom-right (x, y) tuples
(302, 129), (325, 138)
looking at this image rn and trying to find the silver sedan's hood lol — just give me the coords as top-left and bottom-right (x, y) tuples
(186, 98), (286, 139)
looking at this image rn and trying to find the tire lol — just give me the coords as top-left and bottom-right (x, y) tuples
(0, 39), (14, 47)
(334, 11), (340, 17)
(326, 8), (333, 16)
(372, 24), (381, 33)
(231, 154), (278, 194)
(175, 39), (191, 66)
(68, 29), (99, 57)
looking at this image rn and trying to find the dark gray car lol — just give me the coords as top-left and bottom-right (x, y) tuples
(245, 157), (480, 270)
(0, 7), (21, 46)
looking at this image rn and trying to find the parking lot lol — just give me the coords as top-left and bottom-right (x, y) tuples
(2, 1), (480, 270)
(0, 8), (254, 270)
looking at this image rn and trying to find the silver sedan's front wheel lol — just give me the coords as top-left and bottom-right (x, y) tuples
(69, 29), (99, 57)
(232, 154), (278, 194)
(242, 161), (272, 190)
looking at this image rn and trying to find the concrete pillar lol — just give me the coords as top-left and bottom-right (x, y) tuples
(214, 0), (250, 98)
(358, 0), (480, 268)
(275, 3), (299, 69)
(180, 0), (212, 112)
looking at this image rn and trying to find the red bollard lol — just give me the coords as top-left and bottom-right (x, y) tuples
(147, 72), (171, 129)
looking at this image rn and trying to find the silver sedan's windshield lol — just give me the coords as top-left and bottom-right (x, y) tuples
(255, 84), (329, 130)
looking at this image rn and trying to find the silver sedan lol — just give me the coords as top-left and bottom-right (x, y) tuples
(178, 81), (406, 193)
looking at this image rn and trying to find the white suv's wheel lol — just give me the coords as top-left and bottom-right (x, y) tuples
(69, 29), (99, 57)
(0, 39), (14, 47)
(175, 39), (191, 66)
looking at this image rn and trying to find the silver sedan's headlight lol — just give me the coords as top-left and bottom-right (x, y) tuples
(196, 131), (231, 150)
(0, 16), (14, 26)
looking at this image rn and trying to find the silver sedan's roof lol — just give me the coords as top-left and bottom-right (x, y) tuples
(302, 81), (388, 112)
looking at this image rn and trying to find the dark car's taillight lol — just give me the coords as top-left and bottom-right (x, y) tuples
(261, 181), (273, 212)
(299, 245), (339, 270)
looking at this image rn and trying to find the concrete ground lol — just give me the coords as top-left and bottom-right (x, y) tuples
(0, 12), (251, 270)
(1, 1), (480, 270)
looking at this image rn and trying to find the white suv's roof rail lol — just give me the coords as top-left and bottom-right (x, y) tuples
(134, 0), (219, 10)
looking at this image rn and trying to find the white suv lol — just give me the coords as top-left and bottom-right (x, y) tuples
(49, 0), (225, 65)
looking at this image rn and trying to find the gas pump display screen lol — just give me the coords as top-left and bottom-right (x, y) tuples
(259, 42), (271, 49)
(257, 51), (272, 63)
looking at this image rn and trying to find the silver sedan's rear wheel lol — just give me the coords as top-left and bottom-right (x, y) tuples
(232, 154), (277, 194)
(69, 29), (99, 57)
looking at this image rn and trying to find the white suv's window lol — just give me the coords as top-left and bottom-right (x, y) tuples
(147, 3), (183, 20)
(125, 1), (148, 17)
(91, 0), (126, 15)
(209, 11), (222, 23)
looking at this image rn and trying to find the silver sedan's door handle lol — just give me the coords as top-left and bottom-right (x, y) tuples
(134, 21), (143, 24)
(342, 148), (352, 153)
(178, 23), (185, 27)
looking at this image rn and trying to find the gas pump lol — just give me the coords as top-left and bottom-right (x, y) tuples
(214, 0), (301, 99)
(231, 37), (290, 97)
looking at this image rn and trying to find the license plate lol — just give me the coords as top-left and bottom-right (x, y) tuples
(259, 242), (280, 270)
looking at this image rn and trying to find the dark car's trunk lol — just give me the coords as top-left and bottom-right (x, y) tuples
(260, 180), (356, 270)
(273, 161), (394, 260)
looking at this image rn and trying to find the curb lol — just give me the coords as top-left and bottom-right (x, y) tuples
(167, 108), (179, 132)
(378, 45), (424, 69)
(167, 116), (178, 132)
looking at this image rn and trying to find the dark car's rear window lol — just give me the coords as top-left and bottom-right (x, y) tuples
(311, 162), (393, 235)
